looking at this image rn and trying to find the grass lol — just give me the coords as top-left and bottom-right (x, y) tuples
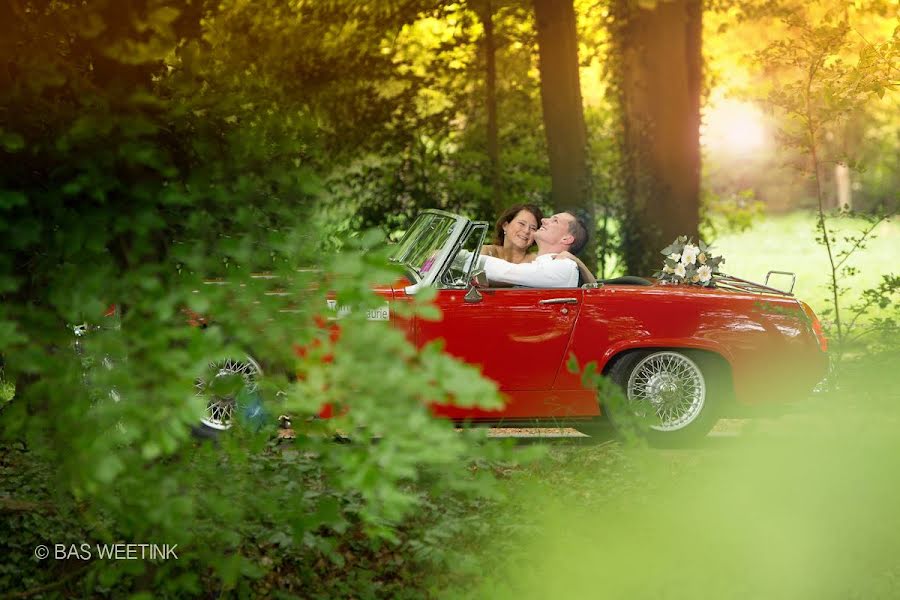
(448, 364), (900, 599)
(441, 211), (900, 598)
(712, 211), (898, 318)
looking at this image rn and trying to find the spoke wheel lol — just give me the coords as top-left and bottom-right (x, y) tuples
(197, 357), (262, 431)
(605, 349), (724, 444)
(626, 351), (706, 432)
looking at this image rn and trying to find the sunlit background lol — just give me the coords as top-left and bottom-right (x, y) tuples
(701, 97), (769, 156)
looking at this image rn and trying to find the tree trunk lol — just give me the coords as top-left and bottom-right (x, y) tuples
(614, 0), (702, 276)
(834, 163), (851, 211)
(533, 0), (596, 271)
(478, 0), (503, 215)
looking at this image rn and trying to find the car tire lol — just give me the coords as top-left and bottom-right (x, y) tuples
(604, 349), (722, 446)
(194, 355), (267, 439)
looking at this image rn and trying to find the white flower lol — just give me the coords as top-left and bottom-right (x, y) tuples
(681, 244), (699, 265)
(698, 265), (712, 283)
(659, 237), (726, 286)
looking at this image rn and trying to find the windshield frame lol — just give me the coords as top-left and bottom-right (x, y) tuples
(388, 210), (470, 292)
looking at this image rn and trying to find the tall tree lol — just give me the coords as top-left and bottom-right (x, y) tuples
(533, 0), (596, 270)
(613, 0), (702, 275)
(475, 0), (503, 214)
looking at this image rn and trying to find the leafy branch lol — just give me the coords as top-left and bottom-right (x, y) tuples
(758, 6), (897, 360)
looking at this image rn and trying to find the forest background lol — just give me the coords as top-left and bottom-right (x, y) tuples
(0, 0), (897, 597)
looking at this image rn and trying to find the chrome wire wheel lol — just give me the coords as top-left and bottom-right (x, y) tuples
(197, 357), (262, 431)
(626, 351), (706, 432)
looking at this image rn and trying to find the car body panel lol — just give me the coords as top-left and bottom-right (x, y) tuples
(417, 287), (582, 391)
(429, 389), (599, 421)
(557, 285), (828, 414)
(401, 282), (825, 421)
(414, 287), (591, 419)
(382, 209), (827, 424)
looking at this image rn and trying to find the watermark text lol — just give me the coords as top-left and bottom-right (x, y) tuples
(34, 543), (178, 561)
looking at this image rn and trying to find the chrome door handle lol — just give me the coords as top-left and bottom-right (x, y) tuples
(538, 298), (578, 305)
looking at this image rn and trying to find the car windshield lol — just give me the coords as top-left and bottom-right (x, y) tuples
(389, 212), (459, 279)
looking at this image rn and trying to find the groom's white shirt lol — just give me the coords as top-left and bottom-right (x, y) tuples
(481, 253), (578, 288)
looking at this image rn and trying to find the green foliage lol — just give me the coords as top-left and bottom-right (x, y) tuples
(700, 187), (766, 241)
(843, 273), (900, 354)
(704, 0), (898, 217)
(0, 1), (518, 596)
(315, 1), (555, 243)
(0, 369), (12, 407)
(3, 0), (895, 595)
(295, 0), (631, 277)
(749, 0), (898, 355)
(585, 100), (629, 279)
(566, 353), (648, 446)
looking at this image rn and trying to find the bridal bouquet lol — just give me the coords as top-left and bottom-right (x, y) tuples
(654, 236), (724, 287)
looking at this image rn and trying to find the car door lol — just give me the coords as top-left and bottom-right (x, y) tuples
(406, 220), (584, 419)
(417, 287), (582, 395)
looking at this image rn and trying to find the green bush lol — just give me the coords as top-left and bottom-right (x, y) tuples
(0, 2), (515, 596)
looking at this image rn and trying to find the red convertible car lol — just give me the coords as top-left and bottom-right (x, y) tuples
(200, 209), (829, 442)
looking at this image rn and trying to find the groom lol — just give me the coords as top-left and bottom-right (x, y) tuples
(478, 211), (588, 288)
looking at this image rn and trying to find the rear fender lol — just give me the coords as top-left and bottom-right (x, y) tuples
(597, 339), (736, 375)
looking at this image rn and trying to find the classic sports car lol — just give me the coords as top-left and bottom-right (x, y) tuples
(382, 209), (827, 440)
(199, 209), (829, 442)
